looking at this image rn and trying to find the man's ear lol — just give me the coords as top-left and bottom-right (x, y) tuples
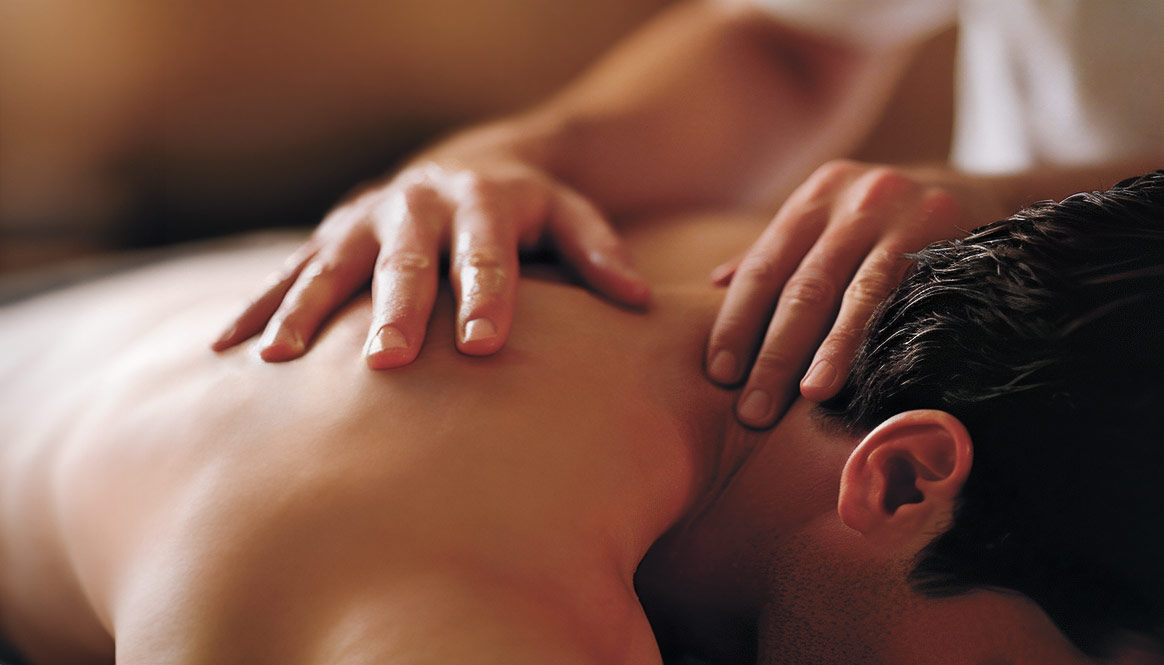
(837, 410), (972, 545)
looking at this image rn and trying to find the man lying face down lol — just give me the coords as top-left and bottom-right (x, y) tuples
(0, 173), (1162, 665)
(640, 171), (1164, 664)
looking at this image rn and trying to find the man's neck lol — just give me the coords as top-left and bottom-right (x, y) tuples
(636, 285), (749, 506)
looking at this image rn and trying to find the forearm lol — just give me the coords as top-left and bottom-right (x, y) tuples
(900, 155), (1164, 236)
(217, 0), (922, 368)
(463, 0), (915, 217)
(982, 155), (1164, 215)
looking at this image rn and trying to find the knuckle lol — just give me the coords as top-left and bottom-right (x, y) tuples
(287, 263), (343, 304)
(374, 187), (446, 236)
(798, 159), (858, 201)
(834, 210), (882, 233)
(388, 184), (446, 225)
(823, 324), (864, 352)
(510, 181), (551, 222)
(261, 269), (288, 290)
(814, 159), (859, 183)
(854, 167), (915, 207)
(377, 250), (433, 275)
(505, 173), (542, 201)
(844, 272), (896, 308)
(459, 248), (506, 270)
(328, 189), (370, 215)
(780, 273), (836, 308)
(457, 172), (504, 201)
(458, 250), (510, 295)
(751, 349), (799, 378)
(399, 181), (438, 209)
(866, 166), (912, 190)
(342, 182), (397, 220)
(464, 266), (507, 294)
(867, 245), (913, 279)
(272, 250), (310, 283)
(300, 258), (344, 284)
(920, 188), (964, 226)
(708, 314), (753, 348)
(459, 292), (503, 315)
(735, 255), (781, 283)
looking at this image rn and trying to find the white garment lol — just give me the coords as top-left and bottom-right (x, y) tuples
(752, 0), (1164, 174)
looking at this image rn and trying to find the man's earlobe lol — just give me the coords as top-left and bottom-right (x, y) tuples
(837, 410), (972, 543)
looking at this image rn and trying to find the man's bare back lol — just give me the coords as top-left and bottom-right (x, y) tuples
(0, 213), (766, 664)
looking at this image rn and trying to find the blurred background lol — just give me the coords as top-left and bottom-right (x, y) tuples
(0, 0), (953, 274)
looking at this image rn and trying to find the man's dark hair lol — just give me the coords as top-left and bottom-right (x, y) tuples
(821, 170), (1164, 656)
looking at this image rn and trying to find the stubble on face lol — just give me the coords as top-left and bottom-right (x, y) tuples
(753, 522), (908, 665)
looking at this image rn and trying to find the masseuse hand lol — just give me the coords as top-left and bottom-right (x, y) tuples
(212, 124), (650, 367)
(706, 160), (1005, 428)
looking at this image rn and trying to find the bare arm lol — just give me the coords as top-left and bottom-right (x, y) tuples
(983, 157), (1164, 214)
(212, 0), (914, 367)
(518, 0), (914, 214)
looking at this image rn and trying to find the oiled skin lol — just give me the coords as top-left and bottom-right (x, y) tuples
(0, 213), (765, 665)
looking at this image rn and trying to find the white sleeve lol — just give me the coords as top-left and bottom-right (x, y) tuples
(750, 0), (957, 48)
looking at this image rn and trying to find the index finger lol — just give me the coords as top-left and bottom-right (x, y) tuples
(704, 208), (828, 386)
(548, 186), (650, 307)
(728, 230), (871, 428)
(211, 241), (318, 351)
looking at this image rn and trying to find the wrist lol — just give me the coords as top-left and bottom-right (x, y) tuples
(431, 109), (574, 175)
(501, 107), (586, 178)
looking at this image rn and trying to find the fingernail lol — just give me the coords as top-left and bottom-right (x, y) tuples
(709, 263), (734, 285)
(463, 317), (497, 343)
(738, 389), (772, 425)
(367, 325), (408, 356)
(624, 279), (652, 307)
(589, 249), (631, 272)
(259, 326), (304, 360)
(593, 251), (645, 283)
(802, 359), (837, 392)
(708, 350), (738, 383)
(212, 324), (238, 350)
